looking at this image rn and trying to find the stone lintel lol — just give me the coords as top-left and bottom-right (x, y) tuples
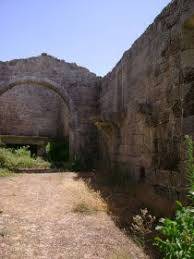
(0, 135), (56, 146)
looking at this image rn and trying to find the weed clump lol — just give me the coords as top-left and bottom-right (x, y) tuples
(71, 180), (107, 214)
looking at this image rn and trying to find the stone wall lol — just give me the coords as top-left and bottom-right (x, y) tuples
(98, 0), (194, 198)
(0, 54), (99, 161)
(0, 84), (69, 138)
(0, 0), (194, 202)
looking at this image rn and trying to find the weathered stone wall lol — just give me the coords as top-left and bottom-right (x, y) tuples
(0, 84), (69, 138)
(0, 54), (99, 161)
(0, 0), (194, 203)
(98, 0), (194, 198)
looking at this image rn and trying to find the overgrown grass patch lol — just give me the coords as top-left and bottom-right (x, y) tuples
(69, 179), (107, 214)
(0, 168), (12, 177)
(0, 146), (50, 175)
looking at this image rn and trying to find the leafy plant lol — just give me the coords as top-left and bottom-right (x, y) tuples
(155, 202), (194, 258)
(154, 136), (194, 258)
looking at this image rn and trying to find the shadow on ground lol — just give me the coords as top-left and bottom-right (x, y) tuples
(74, 170), (175, 259)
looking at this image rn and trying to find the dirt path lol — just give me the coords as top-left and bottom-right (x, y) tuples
(0, 173), (148, 259)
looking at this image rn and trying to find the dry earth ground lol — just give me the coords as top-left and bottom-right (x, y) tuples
(0, 172), (149, 259)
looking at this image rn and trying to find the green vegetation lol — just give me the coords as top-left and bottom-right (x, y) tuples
(154, 136), (194, 259)
(0, 146), (50, 175)
(46, 139), (94, 171)
(46, 140), (69, 167)
(0, 167), (12, 177)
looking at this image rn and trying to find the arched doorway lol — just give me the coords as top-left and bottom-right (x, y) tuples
(0, 77), (75, 160)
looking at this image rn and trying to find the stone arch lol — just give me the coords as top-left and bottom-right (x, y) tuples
(0, 76), (76, 113)
(0, 76), (78, 158)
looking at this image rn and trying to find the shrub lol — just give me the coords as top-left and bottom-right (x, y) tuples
(154, 136), (194, 258)
(155, 202), (194, 259)
(0, 146), (50, 174)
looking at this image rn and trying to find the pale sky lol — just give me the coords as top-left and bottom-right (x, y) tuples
(0, 0), (171, 76)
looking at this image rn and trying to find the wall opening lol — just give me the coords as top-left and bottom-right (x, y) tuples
(0, 82), (71, 164)
(46, 139), (69, 167)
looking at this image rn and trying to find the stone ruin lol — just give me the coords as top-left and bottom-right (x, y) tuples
(0, 0), (194, 203)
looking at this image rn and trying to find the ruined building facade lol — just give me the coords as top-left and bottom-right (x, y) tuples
(0, 0), (194, 200)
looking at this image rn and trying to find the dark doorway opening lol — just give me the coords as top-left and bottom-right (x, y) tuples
(46, 138), (69, 168)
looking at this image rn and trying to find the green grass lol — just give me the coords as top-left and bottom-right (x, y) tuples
(0, 168), (12, 177)
(0, 146), (50, 175)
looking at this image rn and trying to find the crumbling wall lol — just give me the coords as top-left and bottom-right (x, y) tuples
(98, 0), (194, 198)
(0, 54), (99, 161)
